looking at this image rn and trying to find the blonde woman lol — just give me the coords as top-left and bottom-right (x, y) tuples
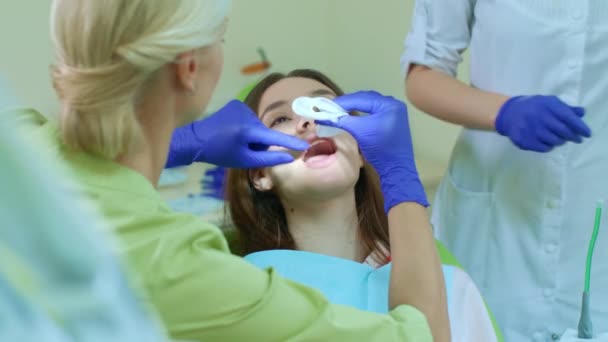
(8, 0), (449, 340)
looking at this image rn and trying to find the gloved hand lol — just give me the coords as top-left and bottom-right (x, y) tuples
(495, 95), (591, 152)
(166, 100), (309, 168)
(316, 91), (428, 212)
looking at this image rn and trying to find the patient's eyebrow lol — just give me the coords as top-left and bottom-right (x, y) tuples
(309, 89), (335, 97)
(261, 100), (287, 119)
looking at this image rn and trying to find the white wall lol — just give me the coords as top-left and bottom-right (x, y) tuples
(0, 0), (465, 166)
(221, 0), (467, 165)
(0, 1), (56, 114)
(209, 0), (333, 111)
(326, 0), (465, 164)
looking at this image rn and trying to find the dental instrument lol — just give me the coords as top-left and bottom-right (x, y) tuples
(292, 96), (349, 137)
(577, 200), (603, 339)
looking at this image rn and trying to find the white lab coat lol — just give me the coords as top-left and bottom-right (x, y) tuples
(402, 1), (608, 341)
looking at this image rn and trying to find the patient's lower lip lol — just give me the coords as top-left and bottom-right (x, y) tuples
(303, 154), (337, 169)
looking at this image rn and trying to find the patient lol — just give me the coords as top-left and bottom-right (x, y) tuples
(225, 69), (501, 341)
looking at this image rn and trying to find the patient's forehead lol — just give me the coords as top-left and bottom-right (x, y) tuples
(258, 77), (336, 115)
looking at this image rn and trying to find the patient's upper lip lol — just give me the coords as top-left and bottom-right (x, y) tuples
(305, 134), (320, 144)
(302, 136), (337, 161)
(306, 135), (334, 148)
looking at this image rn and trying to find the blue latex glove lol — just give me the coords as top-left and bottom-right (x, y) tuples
(495, 95), (591, 152)
(316, 91), (428, 212)
(166, 100), (309, 168)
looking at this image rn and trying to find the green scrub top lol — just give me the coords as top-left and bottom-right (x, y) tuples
(9, 107), (433, 342)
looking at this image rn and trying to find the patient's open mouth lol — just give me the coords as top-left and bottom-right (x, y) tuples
(303, 138), (337, 161)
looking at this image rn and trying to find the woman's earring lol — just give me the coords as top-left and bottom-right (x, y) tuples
(255, 178), (271, 191)
(260, 179), (271, 191)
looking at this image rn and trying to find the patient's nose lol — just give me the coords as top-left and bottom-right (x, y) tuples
(295, 115), (315, 136)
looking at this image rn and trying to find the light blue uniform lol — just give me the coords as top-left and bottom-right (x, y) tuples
(246, 249), (501, 342)
(0, 111), (167, 341)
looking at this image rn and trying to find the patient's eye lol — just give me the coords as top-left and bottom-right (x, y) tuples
(270, 115), (291, 128)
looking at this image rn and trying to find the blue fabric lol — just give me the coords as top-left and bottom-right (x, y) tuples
(0, 110), (166, 341)
(245, 249), (453, 313)
(0, 273), (69, 342)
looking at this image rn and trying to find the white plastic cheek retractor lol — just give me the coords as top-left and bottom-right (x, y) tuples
(291, 96), (349, 137)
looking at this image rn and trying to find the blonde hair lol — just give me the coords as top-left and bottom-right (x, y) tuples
(51, 0), (230, 158)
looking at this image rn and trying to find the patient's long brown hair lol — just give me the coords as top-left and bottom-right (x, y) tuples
(225, 69), (389, 264)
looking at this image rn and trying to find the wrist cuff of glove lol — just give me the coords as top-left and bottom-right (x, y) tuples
(495, 96), (524, 136)
(380, 176), (429, 213)
(165, 123), (205, 168)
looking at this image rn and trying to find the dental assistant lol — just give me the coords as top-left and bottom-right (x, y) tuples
(10, 0), (450, 341)
(402, 1), (608, 341)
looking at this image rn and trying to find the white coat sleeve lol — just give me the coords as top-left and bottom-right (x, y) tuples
(449, 267), (498, 342)
(400, 0), (477, 77)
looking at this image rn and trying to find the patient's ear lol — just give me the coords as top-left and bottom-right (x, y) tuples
(358, 150), (364, 168)
(250, 168), (273, 192)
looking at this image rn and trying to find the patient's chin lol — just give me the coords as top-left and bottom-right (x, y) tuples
(281, 175), (358, 203)
(271, 155), (360, 202)
(180, 109), (205, 127)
